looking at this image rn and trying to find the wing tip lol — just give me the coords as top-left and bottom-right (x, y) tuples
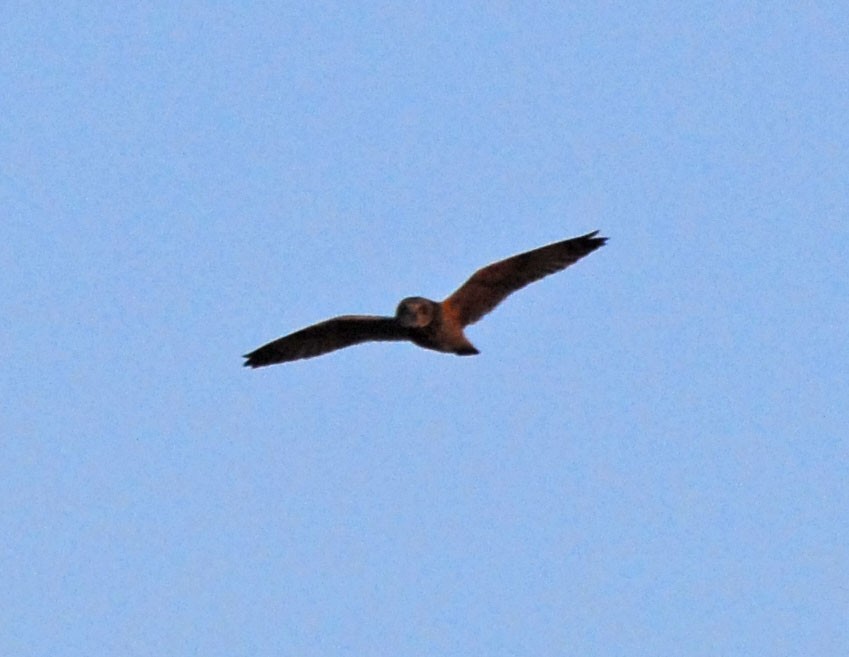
(580, 229), (608, 250)
(242, 352), (268, 368)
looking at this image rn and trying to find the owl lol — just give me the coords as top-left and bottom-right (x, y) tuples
(244, 230), (606, 367)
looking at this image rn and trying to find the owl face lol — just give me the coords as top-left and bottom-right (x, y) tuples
(395, 297), (436, 328)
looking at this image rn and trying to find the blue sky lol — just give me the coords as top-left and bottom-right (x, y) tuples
(2, 3), (847, 656)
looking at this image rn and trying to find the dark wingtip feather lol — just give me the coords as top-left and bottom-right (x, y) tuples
(580, 230), (608, 249)
(242, 351), (267, 368)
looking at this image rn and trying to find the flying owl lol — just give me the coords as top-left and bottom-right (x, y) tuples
(243, 230), (607, 367)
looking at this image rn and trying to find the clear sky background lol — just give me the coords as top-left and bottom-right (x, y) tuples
(2, 3), (847, 656)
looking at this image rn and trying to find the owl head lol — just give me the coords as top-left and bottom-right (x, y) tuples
(395, 297), (436, 328)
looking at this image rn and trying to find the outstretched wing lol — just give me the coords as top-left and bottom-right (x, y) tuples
(243, 315), (413, 367)
(442, 231), (607, 327)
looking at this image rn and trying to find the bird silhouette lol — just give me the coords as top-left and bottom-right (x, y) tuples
(243, 230), (607, 367)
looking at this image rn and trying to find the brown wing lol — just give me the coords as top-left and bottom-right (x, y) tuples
(243, 315), (413, 367)
(442, 231), (607, 327)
